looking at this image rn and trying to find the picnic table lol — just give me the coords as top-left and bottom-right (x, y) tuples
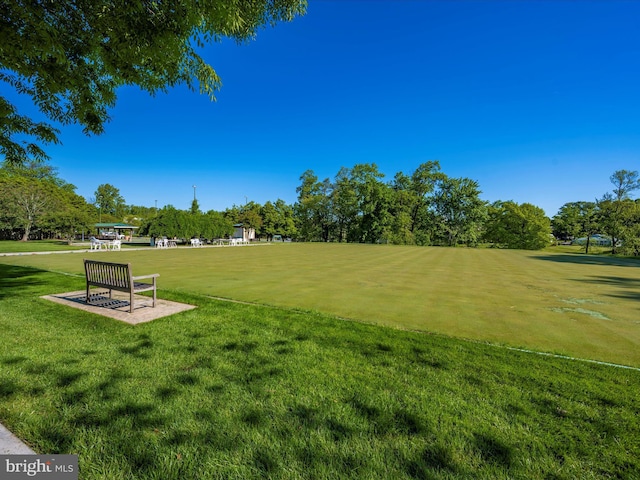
(156, 238), (178, 248)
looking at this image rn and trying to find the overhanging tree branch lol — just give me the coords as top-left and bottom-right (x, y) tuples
(0, 0), (307, 165)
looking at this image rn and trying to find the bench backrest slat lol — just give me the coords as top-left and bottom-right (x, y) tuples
(84, 260), (132, 289)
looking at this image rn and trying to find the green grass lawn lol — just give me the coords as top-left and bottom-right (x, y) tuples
(0, 262), (638, 479)
(2, 243), (639, 367)
(0, 239), (87, 253)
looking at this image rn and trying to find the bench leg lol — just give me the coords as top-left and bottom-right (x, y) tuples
(130, 292), (134, 313)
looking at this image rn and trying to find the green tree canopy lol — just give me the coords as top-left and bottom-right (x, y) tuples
(0, 161), (91, 240)
(596, 170), (639, 254)
(94, 183), (125, 219)
(294, 170), (332, 242)
(431, 176), (487, 246)
(486, 201), (551, 250)
(552, 201), (599, 252)
(260, 199), (296, 241)
(618, 199), (640, 256)
(0, 0), (306, 164)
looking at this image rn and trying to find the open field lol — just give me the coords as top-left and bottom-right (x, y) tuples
(0, 261), (638, 479)
(2, 242), (639, 367)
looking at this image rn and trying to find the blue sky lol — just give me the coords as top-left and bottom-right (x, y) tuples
(10, 1), (640, 216)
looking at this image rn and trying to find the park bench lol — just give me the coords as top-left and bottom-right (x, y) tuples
(84, 259), (159, 313)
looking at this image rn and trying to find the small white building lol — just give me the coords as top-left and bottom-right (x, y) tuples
(233, 223), (255, 242)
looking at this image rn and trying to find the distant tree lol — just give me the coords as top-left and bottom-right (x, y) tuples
(350, 163), (393, 243)
(40, 187), (93, 243)
(94, 183), (125, 219)
(0, 162), (91, 241)
(202, 210), (234, 240)
(331, 167), (358, 242)
(431, 176), (487, 246)
(600, 170), (640, 253)
(294, 170), (332, 242)
(260, 201), (278, 241)
(274, 199), (297, 239)
(260, 199), (296, 241)
(552, 201), (599, 253)
(236, 201), (263, 234)
(1, 176), (50, 241)
(485, 201), (551, 250)
(618, 199), (640, 256)
(143, 205), (189, 239)
(124, 205), (156, 220)
(389, 172), (416, 245)
(389, 161), (443, 245)
(1, 0), (306, 165)
(190, 199), (201, 216)
(610, 170), (640, 202)
(408, 161), (443, 235)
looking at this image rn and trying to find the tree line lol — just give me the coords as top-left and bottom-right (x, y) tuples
(293, 161), (551, 249)
(0, 160), (297, 243)
(1, 160), (638, 255)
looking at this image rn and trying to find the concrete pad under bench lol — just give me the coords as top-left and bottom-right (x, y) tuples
(42, 290), (196, 325)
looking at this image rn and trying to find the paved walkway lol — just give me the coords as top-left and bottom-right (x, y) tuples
(0, 423), (35, 454)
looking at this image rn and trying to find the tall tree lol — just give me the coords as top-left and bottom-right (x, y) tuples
(610, 170), (640, 202)
(190, 199), (201, 216)
(1, 0), (307, 165)
(294, 170), (332, 242)
(331, 167), (358, 242)
(260, 199), (296, 241)
(350, 163), (392, 243)
(431, 176), (487, 246)
(618, 199), (640, 256)
(94, 183), (125, 219)
(389, 161), (443, 245)
(389, 172), (417, 245)
(408, 161), (443, 234)
(274, 199), (297, 240)
(601, 170), (640, 254)
(235, 201), (263, 234)
(2, 176), (50, 241)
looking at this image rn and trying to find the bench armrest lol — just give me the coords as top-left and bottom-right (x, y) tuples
(132, 274), (160, 281)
